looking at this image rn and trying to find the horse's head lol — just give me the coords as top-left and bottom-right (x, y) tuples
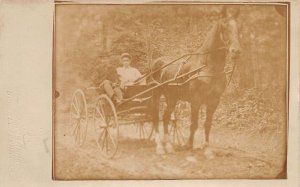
(220, 6), (242, 60)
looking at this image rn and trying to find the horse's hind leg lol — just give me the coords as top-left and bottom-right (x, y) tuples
(152, 90), (165, 155)
(162, 97), (177, 153)
(186, 101), (201, 150)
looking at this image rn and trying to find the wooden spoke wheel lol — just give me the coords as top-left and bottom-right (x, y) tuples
(69, 89), (88, 146)
(93, 94), (119, 158)
(135, 121), (154, 140)
(169, 120), (189, 146)
(169, 102), (190, 146)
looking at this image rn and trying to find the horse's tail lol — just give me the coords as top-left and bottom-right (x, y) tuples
(150, 59), (165, 83)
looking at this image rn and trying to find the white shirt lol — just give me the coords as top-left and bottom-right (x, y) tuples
(116, 67), (145, 86)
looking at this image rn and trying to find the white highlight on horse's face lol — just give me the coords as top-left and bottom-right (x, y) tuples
(227, 18), (242, 58)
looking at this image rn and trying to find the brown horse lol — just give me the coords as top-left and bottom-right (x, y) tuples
(151, 7), (242, 156)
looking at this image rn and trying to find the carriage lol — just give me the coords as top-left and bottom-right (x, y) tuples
(69, 53), (211, 158)
(69, 6), (240, 159)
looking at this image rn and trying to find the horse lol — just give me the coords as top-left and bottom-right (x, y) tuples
(150, 7), (242, 156)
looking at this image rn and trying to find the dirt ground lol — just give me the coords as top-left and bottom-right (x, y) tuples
(54, 95), (286, 180)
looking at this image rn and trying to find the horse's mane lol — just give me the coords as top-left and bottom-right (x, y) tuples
(151, 20), (224, 82)
(197, 21), (222, 53)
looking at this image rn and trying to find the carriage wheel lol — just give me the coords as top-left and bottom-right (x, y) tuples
(169, 102), (190, 146)
(135, 122), (154, 140)
(93, 94), (119, 158)
(69, 89), (88, 146)
(169, 120), (189, 146)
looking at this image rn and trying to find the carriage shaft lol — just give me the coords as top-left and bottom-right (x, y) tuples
(119, 65), (206, 106)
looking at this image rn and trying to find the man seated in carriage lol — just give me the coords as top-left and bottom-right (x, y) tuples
(102, 53), (146, 103)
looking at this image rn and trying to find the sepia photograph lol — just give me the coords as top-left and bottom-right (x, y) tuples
(53, 2), (288, 180)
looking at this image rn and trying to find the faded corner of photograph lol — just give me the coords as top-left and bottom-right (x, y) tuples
(53, 3), (288, 180)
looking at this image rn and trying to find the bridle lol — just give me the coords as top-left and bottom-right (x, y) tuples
(219, 21), (239, 87)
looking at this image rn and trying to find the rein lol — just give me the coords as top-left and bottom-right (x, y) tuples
(225, 58), (237, 87)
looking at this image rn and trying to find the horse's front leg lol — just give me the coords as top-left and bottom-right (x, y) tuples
(162, 98), (177, 153)
(152, 91), (165, 155)
(204, 97), (220, 147)
(186, 101), (201, 150)
(203, 97), (220, 159)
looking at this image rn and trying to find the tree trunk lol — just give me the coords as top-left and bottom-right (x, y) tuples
(102, 20), (107, 52)
(145, 22), (153, 70)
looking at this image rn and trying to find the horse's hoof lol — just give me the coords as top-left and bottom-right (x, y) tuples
(204, 148), (215, 159)
(165, 143), (175, 153)
(156, 145), (166, 155)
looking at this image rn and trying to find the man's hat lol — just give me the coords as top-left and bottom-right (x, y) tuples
(120, 53), (132, 60)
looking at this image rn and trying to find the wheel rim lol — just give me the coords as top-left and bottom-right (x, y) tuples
(169, 120), (189, 146)
(169, 102), (190, 146)
(69, 89), (88, 146)
(93, 95), (118, 158)
(135, 121), (153, 140)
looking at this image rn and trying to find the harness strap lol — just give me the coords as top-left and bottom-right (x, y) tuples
(226, 59), (237, 87)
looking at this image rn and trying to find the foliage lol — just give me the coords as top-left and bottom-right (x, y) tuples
(55, 4), (287, 111)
